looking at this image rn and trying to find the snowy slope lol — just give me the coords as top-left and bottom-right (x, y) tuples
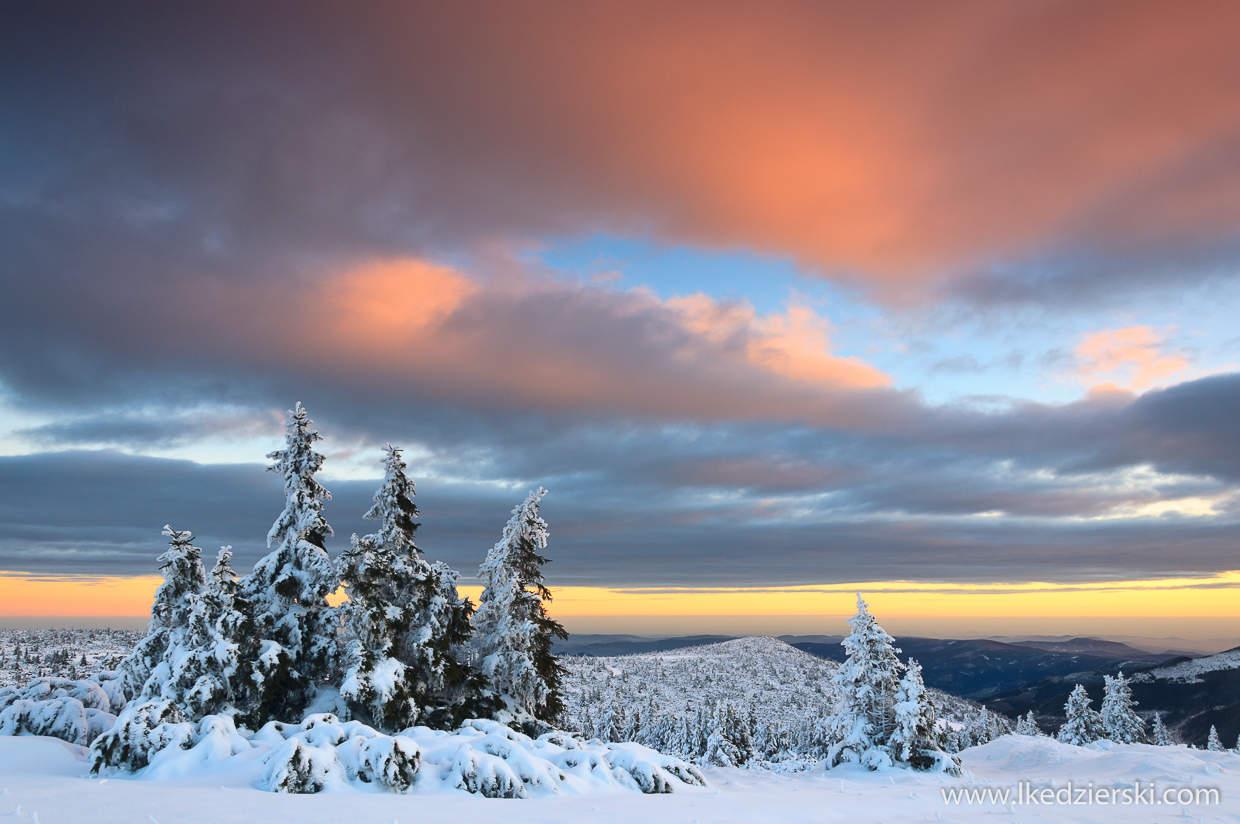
(1131, 647), (1240, 684)
(560, 636), (1008, 764)
(3, 733), (1236, 823)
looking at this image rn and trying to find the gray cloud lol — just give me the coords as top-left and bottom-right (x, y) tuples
(4, 2), (1240, 592)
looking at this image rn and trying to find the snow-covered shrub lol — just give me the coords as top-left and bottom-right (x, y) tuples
(0, 676), (120, 746)
(604, 744), (685, 793)
(449, 744), (530, 798)
(0, 696), (115, 746)
(262, 738), (342, 793)
(90, 700), (191, 773)
(357, 735), (421, 791)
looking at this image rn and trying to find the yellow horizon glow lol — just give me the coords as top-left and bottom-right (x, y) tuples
(3, 569), (1240, 619)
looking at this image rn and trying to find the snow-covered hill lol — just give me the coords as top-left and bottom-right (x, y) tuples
(1131, 646), (1240, 684)
(560, 636), (1009, 765)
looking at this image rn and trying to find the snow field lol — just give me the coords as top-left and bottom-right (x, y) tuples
(3, 733), (1237, 823)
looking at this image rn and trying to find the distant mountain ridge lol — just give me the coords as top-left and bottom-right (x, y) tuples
(983, 644), (1240, 747)
(1007, 637), (1185, 659)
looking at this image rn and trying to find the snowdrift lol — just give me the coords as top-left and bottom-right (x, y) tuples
(85, 707), (706, 797)
(3, 732), (1238, 823)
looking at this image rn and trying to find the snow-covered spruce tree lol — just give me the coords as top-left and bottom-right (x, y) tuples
(1100, 672), (1145, 744)
(242, 403), (340, 722)
(889, 659), (960, 774)
(1015, 711), (1041, 736)
(119, 526), (207, 701)
(828, 593), (904, 769)
(180, 545), (261, 720)
(338, 445), (482, 731)
(474, 487), (568, 726)
(1057, 684), (1103, 746)
(1150, 712), (1173, 746)
(1207, 725), (1224, 752)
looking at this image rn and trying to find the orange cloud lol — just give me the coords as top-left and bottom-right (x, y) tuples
(325, 259), (477, 343)
(205, 258), (897, 427)
(1073, 326), (1189, 390)
(668, 292), (889, 389)
(339, 2), (1240, 290)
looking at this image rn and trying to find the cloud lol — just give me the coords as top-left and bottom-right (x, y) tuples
(5, 2), (1240, 306)
(1071, 326), (1189, 390)
(3, 448), (1239, 587)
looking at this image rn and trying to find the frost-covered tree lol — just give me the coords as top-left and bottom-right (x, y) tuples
(338, 446), (481, 731)
(1206, 725), (1224, 752)
(1057, 684), (1103, 746)
(828, 593), (904, 769)
(888, 659), (960, 774)
(242, 403), (340, 721)
(474, 488), (568, 725)
(1015, 711), (1041, 736)
(182, 546), (261, 720)
(120, 532), (262, 722)
(1100, 672), (1145, 744)
(119, 526), (207, 701)
(1150, 712), (1173, 746)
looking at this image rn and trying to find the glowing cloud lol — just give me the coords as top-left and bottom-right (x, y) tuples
(1073, 326), (1189, 391)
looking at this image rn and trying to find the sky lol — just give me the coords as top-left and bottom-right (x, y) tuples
(2, 1), (1240, 642)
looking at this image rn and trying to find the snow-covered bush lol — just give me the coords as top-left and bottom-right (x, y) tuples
(263, 738), (344, 793)
(0, 696), (115, 746)
(357, 735), (421, 791)
(90, 700), (190, 773)
(0, 676), (123, 746)
(80, 707), (702, 797)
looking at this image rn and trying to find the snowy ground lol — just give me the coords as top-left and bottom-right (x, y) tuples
(3, 734), (1237, 823)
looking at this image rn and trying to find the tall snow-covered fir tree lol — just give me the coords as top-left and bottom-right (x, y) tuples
(242, 403), (340, 721)
(474, 487), (568, 725)
(119, 525), (207, 701)
(888, 658), (960, 774)
(1057, 684), (1104, 746)
(186, 545), (261, 720)
(1100, 672), (1145, 744)
(337, 445), (482, 731)
(1150, 712), (1173, 746)
(1207, 725), (1224, 751)
(828, 593), (904, 769)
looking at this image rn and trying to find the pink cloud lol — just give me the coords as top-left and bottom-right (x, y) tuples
(1073, 326), (1190, 391)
